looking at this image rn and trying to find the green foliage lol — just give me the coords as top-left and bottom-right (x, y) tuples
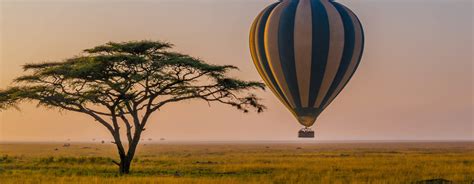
(0, 40), (268, 121)
(84, 40), (172, 55)
(1, 40), (266, 114)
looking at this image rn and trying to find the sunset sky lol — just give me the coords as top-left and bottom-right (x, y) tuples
(0, 0), (472, 142)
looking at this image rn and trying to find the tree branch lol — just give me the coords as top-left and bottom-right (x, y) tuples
(119, 108), (133, 144)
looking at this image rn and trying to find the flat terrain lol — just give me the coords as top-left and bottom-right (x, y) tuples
(0, 141), (473, 184)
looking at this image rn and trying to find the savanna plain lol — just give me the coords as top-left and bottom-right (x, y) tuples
(0, 141), (472, 184)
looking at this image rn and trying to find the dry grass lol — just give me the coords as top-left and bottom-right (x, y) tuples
(0, 142), (473, 183)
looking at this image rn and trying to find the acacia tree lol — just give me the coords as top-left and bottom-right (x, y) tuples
(0, 41), (265, 174)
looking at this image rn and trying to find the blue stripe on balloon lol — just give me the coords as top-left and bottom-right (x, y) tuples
(320, 2), (356, 109)
(277, 0), (301, 108)
(255, 3), (291, 107)
(308, 0), (330, 108)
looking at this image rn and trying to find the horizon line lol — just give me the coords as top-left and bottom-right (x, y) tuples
(1, 139), (473, 144)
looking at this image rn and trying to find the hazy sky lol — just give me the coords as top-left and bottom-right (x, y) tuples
(0, 0), (472, 142)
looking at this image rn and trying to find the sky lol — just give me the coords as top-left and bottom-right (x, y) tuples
(0, 0), (472, 142)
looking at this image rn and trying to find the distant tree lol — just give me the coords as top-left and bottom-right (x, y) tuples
(0, 41), (265, 174)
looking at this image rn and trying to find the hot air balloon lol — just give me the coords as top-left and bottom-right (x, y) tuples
(249, 0), (364, 138)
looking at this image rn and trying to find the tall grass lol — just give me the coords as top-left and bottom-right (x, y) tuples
(0, 142), (472, 183)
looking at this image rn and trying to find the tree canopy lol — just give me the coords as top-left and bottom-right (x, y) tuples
(0, 40), (266, 173)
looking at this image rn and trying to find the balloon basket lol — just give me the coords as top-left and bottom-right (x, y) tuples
(298, 128), (314, 138)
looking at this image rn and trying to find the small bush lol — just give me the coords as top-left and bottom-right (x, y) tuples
(38, 156), (113, 164)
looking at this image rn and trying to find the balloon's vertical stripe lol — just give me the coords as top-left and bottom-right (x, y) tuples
(320, 2), (356, 109)
(294, 0), (313, 108)
(278, 1), (301, 108)
(250, 5), (277, 98)
(314, 0), (345, 108)
(253, 3), (295, 113)
(250, 7), (267, 80)
(264, 1), (298, 108)
(322, 3), (364, 110)
(308, 0), (330, 107)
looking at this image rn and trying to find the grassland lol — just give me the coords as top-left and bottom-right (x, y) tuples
(0, 141), (473, 184)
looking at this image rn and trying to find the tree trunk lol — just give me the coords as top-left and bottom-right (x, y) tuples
(114, 116), (144, 175)
(117, 134), (141, 174)
(119, 156), (132, 174)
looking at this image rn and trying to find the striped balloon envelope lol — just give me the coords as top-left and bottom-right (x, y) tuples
(249, 0), (364, 130)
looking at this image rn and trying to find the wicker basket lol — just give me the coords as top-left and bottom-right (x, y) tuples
(298, 129), (315, 138)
